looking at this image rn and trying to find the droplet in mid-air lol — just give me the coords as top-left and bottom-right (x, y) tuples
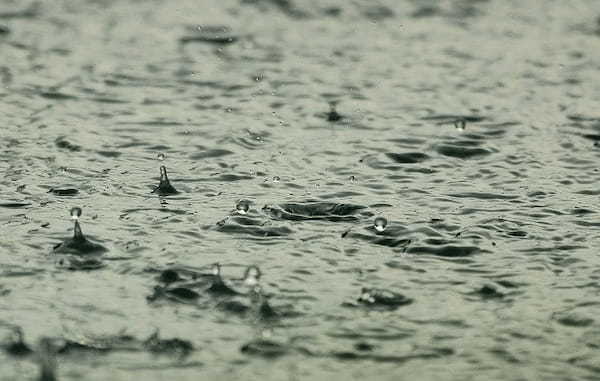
(70, 207), (82, 220)
(152, 165), (179, 196)
(374, 217), (388, 233)
(53, 207), (107, 256)
(235, 200), (250, 215)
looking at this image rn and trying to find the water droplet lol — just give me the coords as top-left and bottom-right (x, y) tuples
(157, 153), (166, 161)
(360, 288), (376, 303)
(272, 176), (280, 182)
(235, 200), (250, 215)
(211, 263), (222, 276)
(70, 207), (82, 220)
(243, 265), (262, 287)
(153, 165), (179, 195)
(454, 119), (466, 131)
(327, 103), (342, 122)
(374, 216), (387, 232)
(349, 175), (357, 182)
(260, 329), (273, 339)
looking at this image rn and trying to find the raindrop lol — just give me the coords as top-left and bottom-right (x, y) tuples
(454, 119), (466, 131)
(235, 200), (250, 215)
(374, 217), (388, 232)
(152, 165), (179, 195)
(70, 207), (82, 220)
(157, 153), (166, 161)
(53, 207), (108, 255)
(211, 263), (221, 277)
(243, 265), (262, 287)
(207, 263), (238, 296)
(327, 102), (342, 122)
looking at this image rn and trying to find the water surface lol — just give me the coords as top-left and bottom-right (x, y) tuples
(2, 0), (600, 380)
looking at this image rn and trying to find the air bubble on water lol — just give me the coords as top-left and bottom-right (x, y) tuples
(157, 153), (166, 161)
(374, 216), (388, 232)
(236, 200), (250, 215)
(70, 207), (82, 220)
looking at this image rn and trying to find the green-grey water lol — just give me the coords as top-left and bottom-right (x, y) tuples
(2, 0), (600, 380)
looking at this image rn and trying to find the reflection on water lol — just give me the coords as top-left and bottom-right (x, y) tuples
(2, 0), (600, 380)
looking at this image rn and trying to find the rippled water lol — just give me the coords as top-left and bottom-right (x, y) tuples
(2, 0), (600, 379)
